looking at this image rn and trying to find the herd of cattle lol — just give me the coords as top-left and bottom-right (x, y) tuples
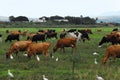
(1, 28), (120, 64)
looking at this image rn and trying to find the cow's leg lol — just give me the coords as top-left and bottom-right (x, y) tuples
(63, 47), (65, 53)
(101, 56), (109, 64)
(113, 55), (117, 62)
(82, 39), (85, 43)
(45, 50), (49, 57)
(55, 35), (58, 39)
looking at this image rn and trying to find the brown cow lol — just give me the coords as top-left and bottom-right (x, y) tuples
(53, 38), (77, 53)
(10, 30), (28, 37)
(27, 42), (51, 59)
(102, 45), (120, 64)
(10, 30), (20, 35)
(6, 40), (32, 59)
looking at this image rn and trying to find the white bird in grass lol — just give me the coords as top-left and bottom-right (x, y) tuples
(23, 54), (28, 57)
(96, 75), (104, 80)
(98, 45), (102, 48)
(93, 52), (99, 55)
(52, 56), (54, 59)
(42, 75), (48, 80)
(8, 69), (14, 78)
(94, 58), (98, 64)
(10, 55), (13, 59)
(56, 57), (58, 61)
(36, 55), (40, 61)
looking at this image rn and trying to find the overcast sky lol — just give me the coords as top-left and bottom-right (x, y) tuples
(0, 0), (120, 18)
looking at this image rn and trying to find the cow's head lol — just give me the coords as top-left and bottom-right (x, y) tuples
(99, 36), (109, 46)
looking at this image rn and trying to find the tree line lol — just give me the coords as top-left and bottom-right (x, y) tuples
(9, 15), (97, 25)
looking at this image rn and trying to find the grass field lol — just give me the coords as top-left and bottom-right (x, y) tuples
(0, 27), (120, 80)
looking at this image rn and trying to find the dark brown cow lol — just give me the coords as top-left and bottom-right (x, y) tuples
(102, 45), (120, 64)
(99, 31), (120, 47)
(27, 42), (51, 59)
(6, 40), (32, 59)
(53, 38), (77, 53)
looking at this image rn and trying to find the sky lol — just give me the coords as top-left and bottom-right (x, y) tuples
(0, 0), (120, 18)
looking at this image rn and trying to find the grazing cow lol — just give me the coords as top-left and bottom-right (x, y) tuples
(9, 30), (28, 37)
(6, 41), (32, 59)
(27, 42), (51, 59)
(53, 38), (77, 53)
(102, 45), (120, 64)
(5, 34), (20, 42)
(32, 34), (46, 42)
(67, 31), (89, 42)
(0, 34), (2, 42)
(46, 32), (58, 39)
(10, 30), (20, 35)
(99, 31), (120, 47)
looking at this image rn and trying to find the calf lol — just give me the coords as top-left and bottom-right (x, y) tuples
(102, 45), (120, 64)
(53, 38), (77, 53)
(27, 42), (51, 59)
(5, 34), (20, 42)
(6, 40), (32, 59)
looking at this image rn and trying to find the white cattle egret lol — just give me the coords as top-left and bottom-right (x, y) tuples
(10, 55), (13, 59)
(42, 75), (48, 80)
(56, 57), (58, 61)
(93, 52), (99, 55)
(52, 56), (54, 59)
(36, 55), (40, 61)
(94, 58), (98, 64)
(8, 69), (14, 78)
(98, 45), (102, 48)
(96, 75), (104, 80)
(23, 54), (28, 57)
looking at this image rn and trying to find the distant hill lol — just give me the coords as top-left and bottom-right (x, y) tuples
(97, 16), (120, 23)
(0, 16), (9, 22)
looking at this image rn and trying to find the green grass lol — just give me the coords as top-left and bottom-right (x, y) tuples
(0, 27), (120, 80)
